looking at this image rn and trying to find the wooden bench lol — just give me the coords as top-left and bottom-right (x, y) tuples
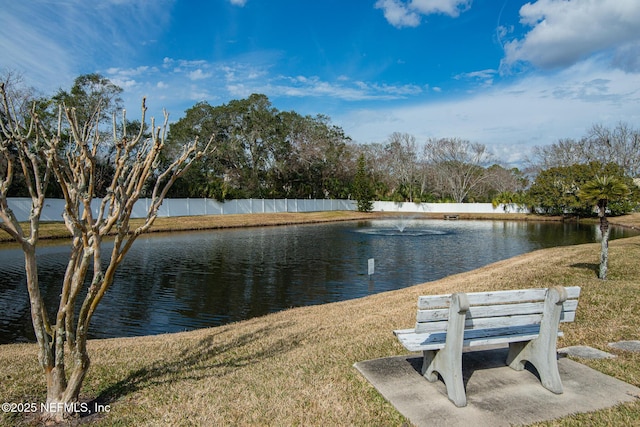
(394, 286), (581, 407)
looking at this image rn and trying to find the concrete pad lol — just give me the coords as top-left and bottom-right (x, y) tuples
(354, 346), (640, 427)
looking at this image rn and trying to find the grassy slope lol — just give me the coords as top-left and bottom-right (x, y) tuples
(1, 213), (639, 426)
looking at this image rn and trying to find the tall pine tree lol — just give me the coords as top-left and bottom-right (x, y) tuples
(353, 154), (374, 212)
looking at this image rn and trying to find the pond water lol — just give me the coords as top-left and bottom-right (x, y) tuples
(0, 219), (637, 344)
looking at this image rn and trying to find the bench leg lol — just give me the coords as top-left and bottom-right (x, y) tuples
(506, 339), (563, 394)
(421, 350), (438, 380)
(419, 293), (469, 407)
(422, 348), (467, 407)
(506, 286), (567, 395)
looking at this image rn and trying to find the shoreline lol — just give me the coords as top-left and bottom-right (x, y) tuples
(1, 211), (575, 244)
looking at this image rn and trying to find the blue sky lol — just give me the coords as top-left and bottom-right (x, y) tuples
(2, 0), (640, 165)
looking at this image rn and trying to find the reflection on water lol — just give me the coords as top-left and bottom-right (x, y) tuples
(0, 219), (637, 343)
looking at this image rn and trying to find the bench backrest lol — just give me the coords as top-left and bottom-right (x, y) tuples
(414, 286), (581, 334)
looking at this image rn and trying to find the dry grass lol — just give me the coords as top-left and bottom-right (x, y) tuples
(1, 213), (639, 425)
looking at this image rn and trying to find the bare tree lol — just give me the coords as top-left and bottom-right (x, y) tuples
(383, 132), (420, 201)
(424, 138), (495, 202)
(585, 123), (640, 177)
(527, 123), (640, 177)
(526, 138), (585, 172)
(485, 164), (528, 194)
(0, 82), (211, 422)
(0, 71), (38, 123)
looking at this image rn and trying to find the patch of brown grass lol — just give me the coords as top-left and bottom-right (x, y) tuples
(609, 212), (640, 230)
(1, 215), (640, 425)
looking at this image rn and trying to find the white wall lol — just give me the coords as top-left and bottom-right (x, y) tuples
(373, 201), (526, 214)
(4, 198), (357, 222)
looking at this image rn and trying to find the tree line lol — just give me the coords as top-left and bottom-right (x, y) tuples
(166, 98), (531, 204)
(3, 72), (640, 216)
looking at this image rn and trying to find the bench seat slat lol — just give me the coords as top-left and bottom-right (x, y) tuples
(395, 325), (564, 352)
(417, 286), (580, 309)
(416, 300), (579, 322)
(414, 311), (576, 333)
(467, 286), (581, 303)
(418, 289), (547, 309)
(419, 317), (538, 334)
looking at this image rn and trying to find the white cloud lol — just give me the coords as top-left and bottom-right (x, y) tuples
(611, 42), (640, 72)
(107, 66), (152, 77)
(110, 78), (138, 89)
(375, 0), (472, 28)
(229, 0), (247, 6)
(219, 62), (268, 83)
(0, 1), (171, 93)
(102, 55), (433, 123)
(502, 0), (640, 70)
(410, 0), (472, 17)
(189, 87), (213, 101)
(496, 25), (513, 41)
(188, 69), (212, 81)
(338, 58), (640, 166)
(375, 0), (421, 28)
(0, 3), (76, 90)
(454, 69), (497, 87)
(226, 73), (426, 102)
(169, 59), (209, 73)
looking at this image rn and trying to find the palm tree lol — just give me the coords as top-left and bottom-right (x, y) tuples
(492, 191), (527, 213)
(578, 175), (631, 279)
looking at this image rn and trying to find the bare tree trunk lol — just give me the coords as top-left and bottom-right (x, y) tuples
(23, 245), (56, 384)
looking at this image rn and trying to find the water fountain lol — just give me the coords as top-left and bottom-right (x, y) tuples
(394, 216), (412, 232)
(355, 217), (449, 237)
